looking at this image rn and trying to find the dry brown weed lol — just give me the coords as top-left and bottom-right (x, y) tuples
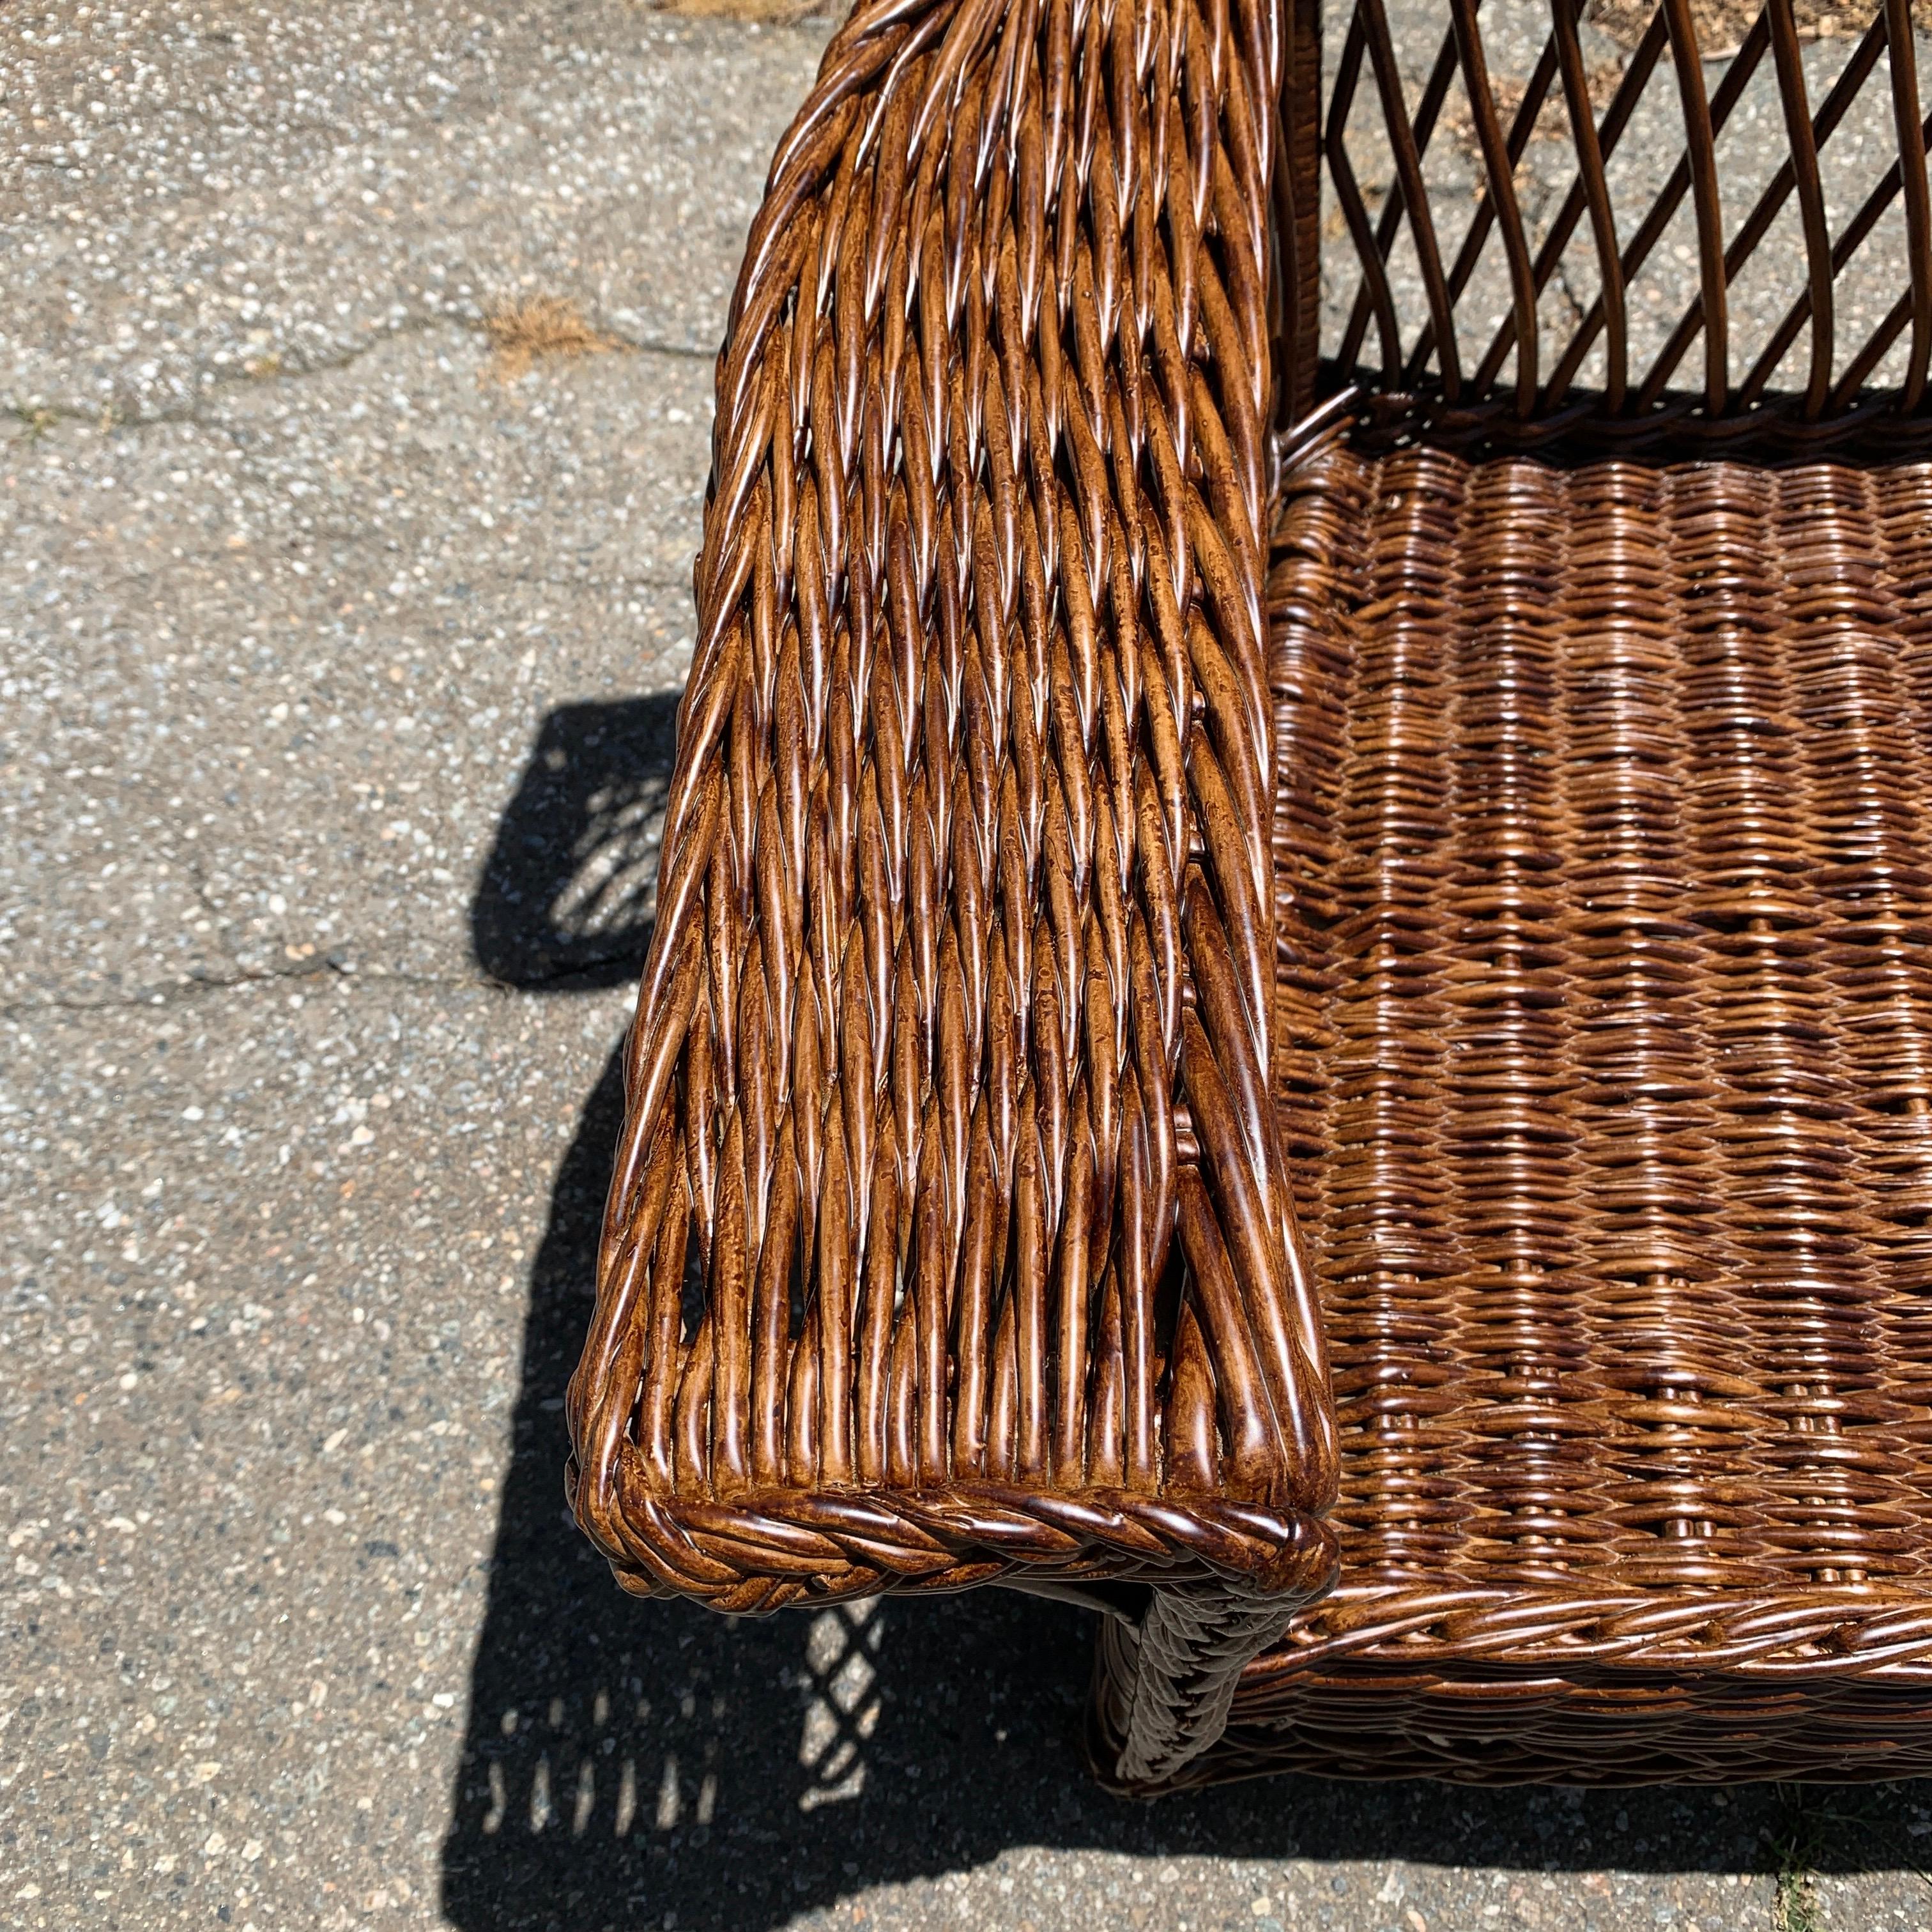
(480, 296), (622, 386)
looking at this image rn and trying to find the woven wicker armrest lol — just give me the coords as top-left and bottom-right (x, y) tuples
(565, 0), (1337, 1782)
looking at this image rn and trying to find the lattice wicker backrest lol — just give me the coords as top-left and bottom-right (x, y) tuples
(1300, 0), (1932, 450)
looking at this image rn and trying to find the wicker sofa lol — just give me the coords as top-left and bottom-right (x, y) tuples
(567, 0), (1932, 1788)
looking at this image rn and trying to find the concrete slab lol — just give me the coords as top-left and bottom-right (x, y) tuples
(2, 329), (706, 1008)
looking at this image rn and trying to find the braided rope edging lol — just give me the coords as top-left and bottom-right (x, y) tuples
(566, 1460), (1337, 1614)
(1266, 1584), (1932, 1680)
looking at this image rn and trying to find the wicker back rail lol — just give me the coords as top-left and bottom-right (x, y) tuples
(1316, 0), (1932, 452)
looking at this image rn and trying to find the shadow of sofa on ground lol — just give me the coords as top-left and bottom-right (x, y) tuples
(440, 698), (1932, 1932)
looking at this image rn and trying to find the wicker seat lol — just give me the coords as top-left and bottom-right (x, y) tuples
(570, 0), (1932, 1787)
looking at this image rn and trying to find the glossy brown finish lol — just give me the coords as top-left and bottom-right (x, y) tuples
(565, 0), (1338, 1785)
(571, 0), (1932, 1791)
(1191, 431), (1932, 1788)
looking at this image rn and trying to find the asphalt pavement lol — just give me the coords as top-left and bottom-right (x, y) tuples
(4, 3), (1932, 1929)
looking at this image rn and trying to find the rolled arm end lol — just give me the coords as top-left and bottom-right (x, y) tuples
(568, 0), (1337, 1691)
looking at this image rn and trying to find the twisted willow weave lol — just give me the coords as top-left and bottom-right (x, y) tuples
(571, 0), (1932, 1788)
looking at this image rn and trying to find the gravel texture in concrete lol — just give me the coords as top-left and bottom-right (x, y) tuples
(6, 4), (1932, 1931)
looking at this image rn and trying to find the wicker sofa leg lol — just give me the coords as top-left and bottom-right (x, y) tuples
(1091, 1587), (1295, 1790)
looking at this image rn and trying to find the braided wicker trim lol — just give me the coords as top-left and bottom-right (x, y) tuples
(1261, 1582), (1932, 1681)
(1344, 385), (1932, 464)
(1157, 1701), (1932, 1790)
(567, 1466), (1335, 1616)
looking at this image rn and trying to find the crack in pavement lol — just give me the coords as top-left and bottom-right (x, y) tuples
(3, 314), (719, 433)
(1, 949), (644, 1022)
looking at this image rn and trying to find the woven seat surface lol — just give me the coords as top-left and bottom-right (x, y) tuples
(1154, 433), (1932, 1784)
